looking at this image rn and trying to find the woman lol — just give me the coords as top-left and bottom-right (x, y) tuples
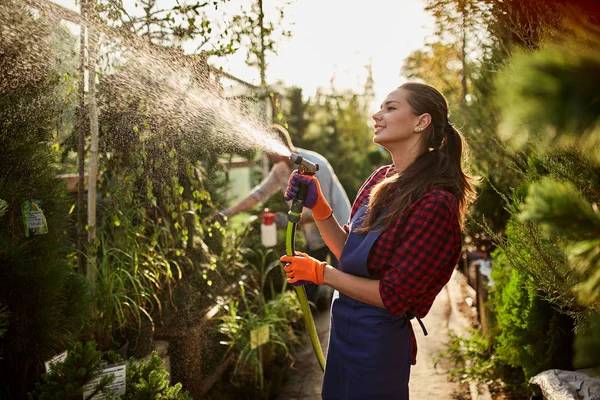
(280, 82), (478, 399)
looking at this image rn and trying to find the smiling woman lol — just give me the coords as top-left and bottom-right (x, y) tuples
(280, 82), (479, 399)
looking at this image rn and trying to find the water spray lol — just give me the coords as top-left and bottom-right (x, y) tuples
(285, 153), (326, 372)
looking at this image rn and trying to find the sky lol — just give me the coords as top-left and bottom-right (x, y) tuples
(51, 0), (435, 111)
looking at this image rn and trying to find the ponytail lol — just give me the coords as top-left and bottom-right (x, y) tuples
(443, 121), (461, 168)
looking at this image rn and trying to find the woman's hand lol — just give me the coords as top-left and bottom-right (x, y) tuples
(283, 171), (333, 221)
(280, 252), (326, 286)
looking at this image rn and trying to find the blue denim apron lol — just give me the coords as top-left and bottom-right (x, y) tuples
(322, 204), (412, 400)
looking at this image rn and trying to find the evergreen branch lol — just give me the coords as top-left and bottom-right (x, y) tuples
(519, 178), (600, 241)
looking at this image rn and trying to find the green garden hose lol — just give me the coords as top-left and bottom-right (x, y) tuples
(286, 209), (326, 372)
(284, 152), (326, 371)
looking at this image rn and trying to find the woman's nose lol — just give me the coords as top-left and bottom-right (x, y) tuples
(372, 110), (382, 120)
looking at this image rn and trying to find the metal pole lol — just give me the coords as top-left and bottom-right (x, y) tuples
(76, 0), (87, 273)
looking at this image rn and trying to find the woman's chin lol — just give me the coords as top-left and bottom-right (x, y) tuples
(373, 136), (394, 153)
(373, 134), (387, 146)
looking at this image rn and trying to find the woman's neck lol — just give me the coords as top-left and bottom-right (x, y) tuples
(390, 146), (422, 175)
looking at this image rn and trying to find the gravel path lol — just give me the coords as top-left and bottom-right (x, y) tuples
(277, 270), (474, 400)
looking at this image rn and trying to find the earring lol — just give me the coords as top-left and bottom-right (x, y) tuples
(415, 127), (422, 132)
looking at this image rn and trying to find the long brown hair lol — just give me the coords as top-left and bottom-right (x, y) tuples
(360, 82), (478, 232)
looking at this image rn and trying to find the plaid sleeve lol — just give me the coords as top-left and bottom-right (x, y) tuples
(379, 191), (460, 316)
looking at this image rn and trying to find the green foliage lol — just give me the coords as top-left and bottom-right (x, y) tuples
(28, 342), (115, 400)
(520, 178), (600, 241)
(218, 248), (302, 395)
(159, 224), (250, 329)
(533, 147), (600, 203)
(518, 175), (600, 307)
(490, 247), (574, 380)
(90, 233), (155, 351)
(402, 41), (470, 107)
(491, 198), (583, 319)
(437, 329), (527, 396)
(495, 36), (600, 150)
(439, 329), (498, 385)
(516, 173), (600, 373)
(123, 352), (191, 400)
(574, 313), (600, 372)
(98, 0), (236, 55)
(96, 59), (238, 338)
(0, 2), (91, 396)
(29, 343), (188, 400)
(230, 0), (291, 76)
(416, 0), (600, 392)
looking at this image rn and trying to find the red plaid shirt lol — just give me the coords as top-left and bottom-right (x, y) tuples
(344, 165), (462, 364)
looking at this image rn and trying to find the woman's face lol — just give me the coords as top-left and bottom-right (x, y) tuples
(371, 88), (424, 150)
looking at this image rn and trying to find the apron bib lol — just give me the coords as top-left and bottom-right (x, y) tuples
(322, 204), (412, 400)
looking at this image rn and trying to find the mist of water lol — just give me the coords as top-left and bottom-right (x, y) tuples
(99, 33), (292, 158)
(2, 1), (291, 160)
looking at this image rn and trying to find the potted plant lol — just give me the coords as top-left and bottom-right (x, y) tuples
(28, 342), (116, 399)
(217, 249), (303, 399)
(29, 341), (190, 399)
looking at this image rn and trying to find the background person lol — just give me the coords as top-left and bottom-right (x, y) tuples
(280, 82), (478, 399)
(220, 124), (351, 309)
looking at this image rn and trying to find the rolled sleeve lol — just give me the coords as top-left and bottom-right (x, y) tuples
(379, 192), (460, 316)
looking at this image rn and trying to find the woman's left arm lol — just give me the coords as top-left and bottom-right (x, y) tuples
(325, 191), (460, 312)
(323, 266), (385, 308)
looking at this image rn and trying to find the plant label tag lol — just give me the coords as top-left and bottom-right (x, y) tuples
(44, 350), (68, 372)
(28, 211), (44, 229)
(250, 326), (270, 350)
(21, 200), (48, 236)
(83, 363), (127, 399)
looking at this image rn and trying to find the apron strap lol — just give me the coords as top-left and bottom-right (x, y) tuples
(406, 312), (428, 336)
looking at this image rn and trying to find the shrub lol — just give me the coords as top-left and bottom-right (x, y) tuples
(123, 352), (191, 400)
(490, 247), (574, 380)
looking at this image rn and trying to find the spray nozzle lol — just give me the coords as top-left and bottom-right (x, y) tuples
(290, 153), (319, 175)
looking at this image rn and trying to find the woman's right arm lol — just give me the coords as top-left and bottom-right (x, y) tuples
(314, 215), (348, 260)
(284, 171), (349, 258)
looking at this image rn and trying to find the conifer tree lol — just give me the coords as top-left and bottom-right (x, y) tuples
(495, 12), (600, 372)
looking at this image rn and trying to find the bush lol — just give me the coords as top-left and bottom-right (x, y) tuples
(490, 247), (574, 380)
(123, 352), (191, 400)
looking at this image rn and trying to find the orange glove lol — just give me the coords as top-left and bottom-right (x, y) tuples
(284, 172), (333, 221)
(280, 252), (327, 285)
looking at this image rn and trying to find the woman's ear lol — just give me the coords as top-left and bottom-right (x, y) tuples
(414, 113), (432, 132)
